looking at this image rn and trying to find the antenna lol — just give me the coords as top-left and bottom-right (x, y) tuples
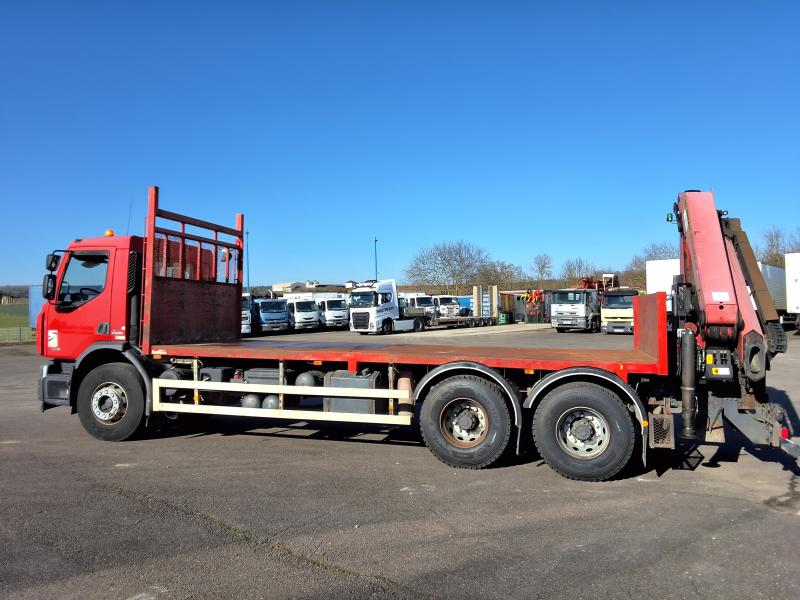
(125, 195), (133, 235)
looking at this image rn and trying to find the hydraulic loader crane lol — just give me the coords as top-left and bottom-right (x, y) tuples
(672, 190), (796, 455)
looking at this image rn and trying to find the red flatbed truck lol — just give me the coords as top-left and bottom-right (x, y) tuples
(35, 187), (798, 481)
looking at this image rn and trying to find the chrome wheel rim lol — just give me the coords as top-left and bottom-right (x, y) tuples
(555, 406), (610, 459)
(440, 398), (489, 448)
(91, 382), (128, 423)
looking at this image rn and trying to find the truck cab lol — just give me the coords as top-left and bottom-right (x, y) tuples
(349, 280), (399, 333)
(317, 297), (349, 328)
(253, 298), (290, 332)
(550, 289), (600, 332)
(406, 295), (436, 323)
(432, 295), (461, 318)
(286, 299), (321, 330)
(600, 288), (639, 334)
(241, 293), (254, 335)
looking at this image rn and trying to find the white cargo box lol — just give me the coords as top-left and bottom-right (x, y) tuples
(786, 253), (800, 316)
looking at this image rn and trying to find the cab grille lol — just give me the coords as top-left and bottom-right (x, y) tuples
(352, 312), (370, 329)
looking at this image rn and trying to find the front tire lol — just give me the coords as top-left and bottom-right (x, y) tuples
(413, 317), (425, 332)
(420, 375), (511, 469)
(532, 382), (635, 481)
(77, 363), (145, 441)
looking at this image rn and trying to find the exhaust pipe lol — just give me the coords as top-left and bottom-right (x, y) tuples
(680, 330), (697, 439)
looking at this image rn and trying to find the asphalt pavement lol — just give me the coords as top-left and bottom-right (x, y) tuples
(1, 327), (799, 599)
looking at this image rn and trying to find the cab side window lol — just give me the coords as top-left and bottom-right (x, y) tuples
(379, 293), (392, 304)
(58, 251), (109, 307)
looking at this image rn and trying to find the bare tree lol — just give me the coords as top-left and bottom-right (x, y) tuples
(757, 226), (789, 267)
(404, 241), (489, 295)
(532, 253), (553, 287)
(476, 260), (528, 290)
(622, 241), (678, 289)
(559, 257), (596, 284)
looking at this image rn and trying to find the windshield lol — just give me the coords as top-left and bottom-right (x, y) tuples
(603, 294), (636, 308)
(326, 299), (347, 310)
(553, 291), (586, 304)
(414, 297), (433, 307)
(58, 251), (109, 306)
(294, 301), (316, 312)
(258, 300), (287, 313)
(437, 297), (456, 305)
(350, 292), (377, 308)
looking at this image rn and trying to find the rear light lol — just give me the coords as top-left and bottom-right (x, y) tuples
(781, 427), (790, 441)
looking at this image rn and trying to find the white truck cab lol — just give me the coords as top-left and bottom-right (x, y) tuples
(403, 294), (436, 323)
(241, 293), (254, 335)
(317, 297), (350, 328)
(432, 295), (462, 318)
(550, 289), (600, 333)
(286, 299), (322, 330)
(350, 280), (425, 334)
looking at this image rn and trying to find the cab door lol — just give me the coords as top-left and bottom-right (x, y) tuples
(44, 249), (114, 359)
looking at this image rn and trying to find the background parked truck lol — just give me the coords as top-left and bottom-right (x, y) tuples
(253, 298), (290, 332)
(600, 288), (639, 334)
(550, 288), (600, 332)
(286, 298), (322, 330)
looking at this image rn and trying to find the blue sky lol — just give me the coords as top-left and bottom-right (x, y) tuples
(1, 1), (798, 285)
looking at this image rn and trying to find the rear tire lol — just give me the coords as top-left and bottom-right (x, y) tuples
(77, 362), (145, 441)
(420, 375), (511, 469)
(532, 382), (635, 481)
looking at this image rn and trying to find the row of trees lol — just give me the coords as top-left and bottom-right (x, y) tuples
(403, 241), (678, 294)
(755, 226), (800, 268)
(404, 224), (800, 294)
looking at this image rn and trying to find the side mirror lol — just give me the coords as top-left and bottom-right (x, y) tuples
(46, 253), (60, 271)
(42, 274), (56, 300)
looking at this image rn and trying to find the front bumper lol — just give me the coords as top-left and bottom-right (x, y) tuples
(39, 360), (72, 411)
(601, 322), (633, 334)
(262, 322), (289, 331)
(294, 321), (318, 329)
(241, 324), (252, 334)
(552, 317), (588, 329)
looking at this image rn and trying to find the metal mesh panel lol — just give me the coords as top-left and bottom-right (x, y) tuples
(648, 413), (675, 449)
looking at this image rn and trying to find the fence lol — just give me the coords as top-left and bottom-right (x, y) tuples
(0, 327), (36, 343)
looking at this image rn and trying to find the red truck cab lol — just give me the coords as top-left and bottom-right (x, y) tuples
(38, 234), (142, 361)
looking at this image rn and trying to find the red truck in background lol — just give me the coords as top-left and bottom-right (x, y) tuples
(35, 187), (798, 481)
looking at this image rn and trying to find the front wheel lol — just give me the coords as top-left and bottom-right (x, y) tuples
(77, 362), (145, 441)
(532, 382), (635, 481)
(420, 375), (511, 469)
(413, 317), (425, 332)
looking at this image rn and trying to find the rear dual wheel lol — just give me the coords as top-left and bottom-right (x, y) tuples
(532, 382), (635, 481)
(420, 375), (511, 469)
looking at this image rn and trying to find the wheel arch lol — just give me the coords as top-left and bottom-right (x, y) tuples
(524, 367), (649, 466)
(71, 343), (151, 415)
(414, 361), (523, 450)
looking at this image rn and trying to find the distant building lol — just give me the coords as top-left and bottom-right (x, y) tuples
(272, 282), (303, 293)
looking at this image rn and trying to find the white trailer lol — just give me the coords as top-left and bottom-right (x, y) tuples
(645, 259), (680, 294)
(784, 253), (800, 327)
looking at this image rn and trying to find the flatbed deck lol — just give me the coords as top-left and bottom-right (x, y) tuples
(156, 338), (663, 377)
(154, 293), (669, 381)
